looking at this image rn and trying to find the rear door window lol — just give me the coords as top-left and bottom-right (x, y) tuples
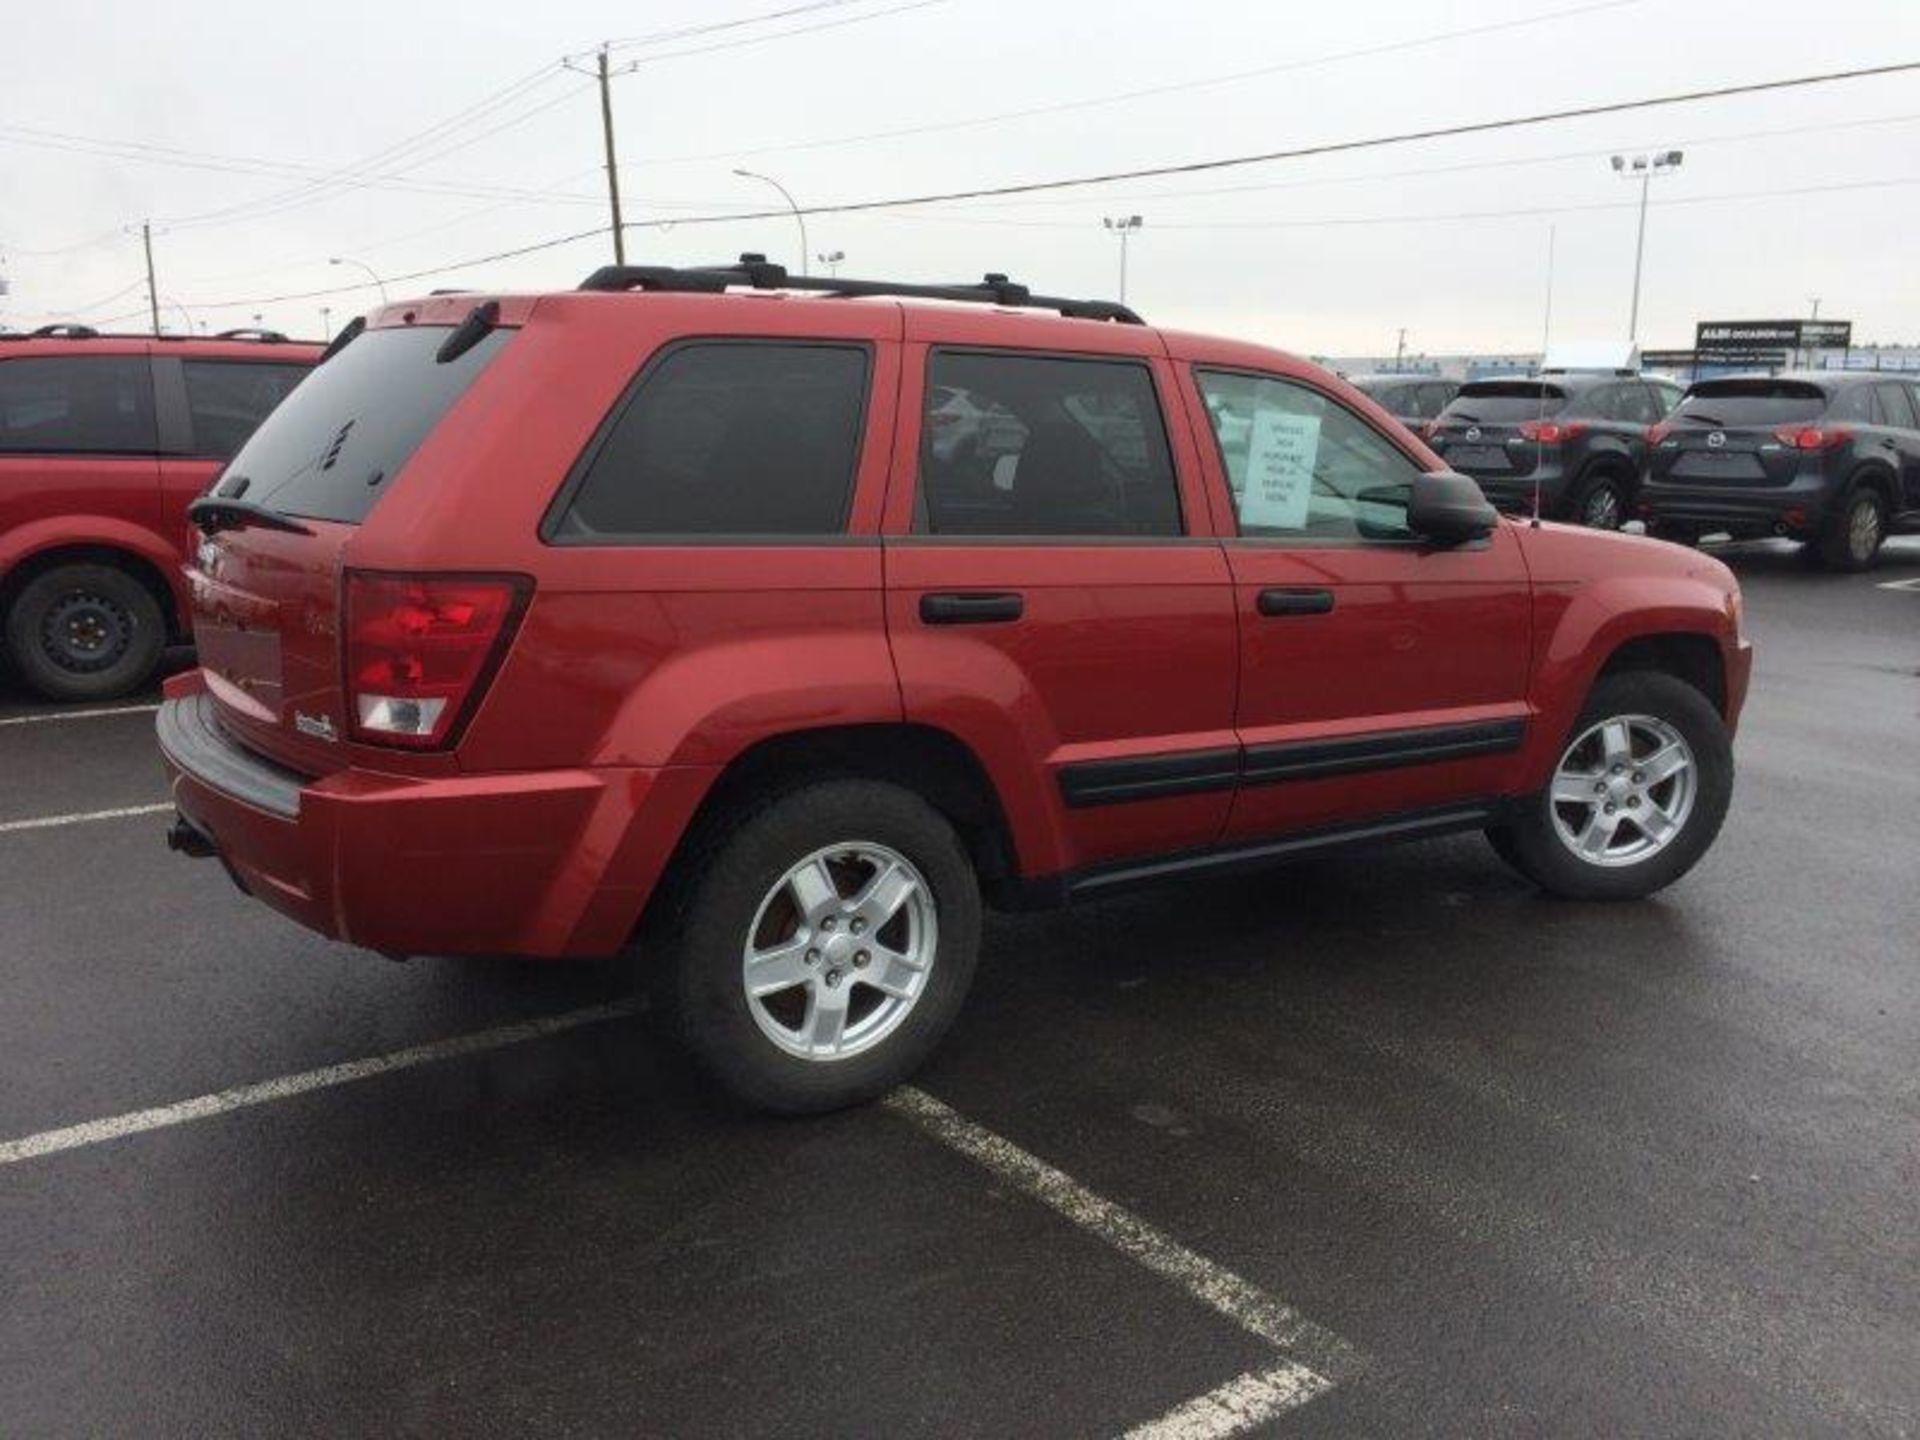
(552, 341), (869, 540)
(182, 360), (307, 459)
(1827, 386), (1878, 425)
(1672, 381), (1825, 428)
(1872, 383), (1917, 430)
(223, 324), (512, 524)
(1443, 383), (1568, 422)
(0, 355), (156, 454)
(915, 350), (1181, 537)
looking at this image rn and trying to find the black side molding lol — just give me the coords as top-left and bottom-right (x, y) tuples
(1242, 718), (1525, 786)
(1059, 747), (1240, 808)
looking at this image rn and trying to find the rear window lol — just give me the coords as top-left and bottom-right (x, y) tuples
(1441, 382), (1568, 422)
(0, 355), (156, 454)
(220, 324), (511, 524)
(1673, 380), (1825, 427)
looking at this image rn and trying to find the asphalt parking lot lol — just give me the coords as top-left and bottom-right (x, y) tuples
(2, 538), (1916, 1438)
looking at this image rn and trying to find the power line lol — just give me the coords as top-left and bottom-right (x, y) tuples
(599, 0), (882, 49)
(622, 0), (1645, 168)
(605, 0), (946, 65)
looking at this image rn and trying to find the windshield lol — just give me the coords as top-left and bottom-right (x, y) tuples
(216, 324), (513, 524)
(1441, 382), (1568, 422)
(1673, 380), (1825, 428)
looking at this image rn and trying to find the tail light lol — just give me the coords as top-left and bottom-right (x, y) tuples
(1518, 420), (1588, 444)
(344, 572), (528, 749)
(1646, 421), (1673, 445)
(1772, 425), (1852, 451)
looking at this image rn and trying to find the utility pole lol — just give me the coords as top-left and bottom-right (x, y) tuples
(597, 47), (627, 265)
(1394, 327), (1407, 371)
(141, 222), (160, 334)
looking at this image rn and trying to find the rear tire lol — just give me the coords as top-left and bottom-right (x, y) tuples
(1486, 672), (1732, 901)
(1813, 486), (1886, 572)
(4, 563), (166, 702)
(1572, 471), (1628, 530)
(651, 779), (981, 1114)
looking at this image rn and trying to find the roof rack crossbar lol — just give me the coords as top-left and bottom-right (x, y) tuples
(577, 254), (1144, 324)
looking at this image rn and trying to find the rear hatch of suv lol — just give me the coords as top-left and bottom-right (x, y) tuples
(1648, 379), (1826, 487)
(188, 313), (518, 777)
(1428, 381), (1568, 478)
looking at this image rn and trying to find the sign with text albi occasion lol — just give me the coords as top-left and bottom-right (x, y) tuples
(1696, 319), (1853, 356)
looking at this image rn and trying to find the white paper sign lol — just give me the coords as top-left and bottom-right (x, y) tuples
(1237, 409), (1320, 530)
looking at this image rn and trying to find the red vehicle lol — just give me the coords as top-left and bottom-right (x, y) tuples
(157, 261), (1750, 1111)
(0, 325), (320, 700)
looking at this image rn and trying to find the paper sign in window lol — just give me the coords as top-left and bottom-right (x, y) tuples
(1237, 409), (1320, 530)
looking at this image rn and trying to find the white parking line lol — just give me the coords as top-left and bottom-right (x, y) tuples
(0, 802), (173, 836)
(1876, 576), (1920, 592)
(1120, 1364), (1333, 1440)
(0, 1003), (634, 1165)
(0, 1009), (1361, 1435)
(0, 703), (161, 727)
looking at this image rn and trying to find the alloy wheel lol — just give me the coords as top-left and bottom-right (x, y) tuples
(1848, 495), (1883, 564)
(1581, 484), (1623, 530)
(1549, 714), (1697, 868)
(741, 841), (937, 1062)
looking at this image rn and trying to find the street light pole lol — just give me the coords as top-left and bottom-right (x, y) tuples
(328, 256), (389, 302)
(1102, 215), (1143, 304)
(817, 249), (845, 278)
(1610, 150), (1683, 344)
(1394, 327), (1407, 371)
(734, 169), (808, 275)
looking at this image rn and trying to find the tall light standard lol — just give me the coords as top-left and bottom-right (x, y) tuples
(1610, 150), (1683, 343)
(1103, 215), (1143, 304)
(1394, 327), (1408, 371)
(328, 256), (389, 302)
(733, 168), (809, 275)
(320, 305), (333, 341)
(817, 249), (846, 277)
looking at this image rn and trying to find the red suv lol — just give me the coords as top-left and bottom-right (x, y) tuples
(157, 260), (1751, 1112)
(0, 325), (320, 700)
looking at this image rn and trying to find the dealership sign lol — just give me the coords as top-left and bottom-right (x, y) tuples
(1696, 319), (1852, 355)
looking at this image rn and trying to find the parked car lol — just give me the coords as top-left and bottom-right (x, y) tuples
(0, 325), (320, 699)
(157, 261), (1749, 1113)
(1639, 372), (1920, 569)
(1425, 372), (1680, 529)
(1347, 374), (1459, 431)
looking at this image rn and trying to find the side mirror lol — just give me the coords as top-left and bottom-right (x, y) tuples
(1408, 470), (1498, 546)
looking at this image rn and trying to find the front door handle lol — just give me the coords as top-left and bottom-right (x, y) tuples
(920, 591), (1024, 625)
(1257, 587), (1335, 617)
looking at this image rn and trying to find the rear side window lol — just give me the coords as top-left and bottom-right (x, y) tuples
(182, 360), (307, 459)
(1872, 383), (1917, 430)
(916, 350), (1181, 537)
(224, 325), (512, 524)
(1673, 381), (1824, 427)
(553, 342), (869, 539)
(0, 356), (156, 454)
(1443, 383), (1567, 422)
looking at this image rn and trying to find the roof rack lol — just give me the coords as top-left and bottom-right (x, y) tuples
(577, 253), (1144, 325)
(213, 327), (289, 343)
(27, 323), (101, 339)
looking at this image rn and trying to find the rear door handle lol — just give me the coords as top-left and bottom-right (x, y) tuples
(920, 591), (1024, 625)
(1256, 588), (1335, 617)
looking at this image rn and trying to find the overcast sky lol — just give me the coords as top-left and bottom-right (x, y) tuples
(3, 0), (1916, 354)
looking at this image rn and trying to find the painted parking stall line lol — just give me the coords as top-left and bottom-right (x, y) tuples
(1120, 1363), (1334, 1440)
(0, 802), (173, 836)
(1875, 576), (1920, 592)
(0, 702), (161, 728)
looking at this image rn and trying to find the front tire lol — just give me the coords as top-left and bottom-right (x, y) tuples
(655, 779), (981, 1114)
(1486, 672), (1732, 901)
(5, 563), (167, 702)
(1573, 471), (1628, 530)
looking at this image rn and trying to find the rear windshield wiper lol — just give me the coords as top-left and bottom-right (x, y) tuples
(1679, 412), (1724, 427)
(187, 495), (314, 537)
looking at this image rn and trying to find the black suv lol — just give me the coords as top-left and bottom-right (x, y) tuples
(1347, 374), (1459, 432)
(1640, 373), (1920, 570)
(1426, 373), (1682, 529)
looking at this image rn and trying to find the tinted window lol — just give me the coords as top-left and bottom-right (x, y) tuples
(1196, 370), (1423, 542)
(1420, 383), (1456, 418)
(1618, 385), (1663, 425)
(917, 351), (1181, 537)
(1873, 383), (1917, 430)
(0, 356), (155, 454)
(557, 343), (867, 539)
(1673, 380), (1824, 427)
(227, 325), (512, 524)
(182, 360), (307, 459)
(1650, 381), (1683, 414)
(1827, 386), (1877, 424)
(1443, 382), (1568, 422)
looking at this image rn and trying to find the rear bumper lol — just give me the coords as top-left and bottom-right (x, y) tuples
(1639, 474), (1835, 536)
(156, 679), (714, 959)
